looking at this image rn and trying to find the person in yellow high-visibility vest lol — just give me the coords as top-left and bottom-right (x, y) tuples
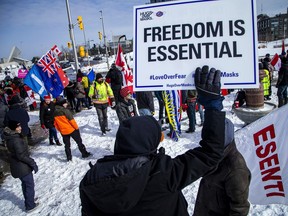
(262, 61), (271, 100)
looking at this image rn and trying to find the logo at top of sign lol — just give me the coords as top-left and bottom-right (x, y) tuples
(156, 11), (164, 17)
(140, 11), (153, 21)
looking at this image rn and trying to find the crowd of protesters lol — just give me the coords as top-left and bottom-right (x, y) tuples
(1, 55), (287, 214)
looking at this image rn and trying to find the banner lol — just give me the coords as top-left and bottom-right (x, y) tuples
(18, 68), (28, 79)
(133, 0), (258, 91)
(235, 105), (288, 204)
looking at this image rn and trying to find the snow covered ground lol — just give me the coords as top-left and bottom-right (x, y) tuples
(1, 84), (288, 216)
(1, 39), (287, 215)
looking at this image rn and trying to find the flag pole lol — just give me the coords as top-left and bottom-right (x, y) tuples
(65, 0), (80, 74)
(100, 10), (109, 72)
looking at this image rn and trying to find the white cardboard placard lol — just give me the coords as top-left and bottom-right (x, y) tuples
(133, 0), (258, 91)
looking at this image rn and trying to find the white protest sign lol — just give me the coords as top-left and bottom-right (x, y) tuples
(235, 105), (288, 205)
(133, 0), (258, 91)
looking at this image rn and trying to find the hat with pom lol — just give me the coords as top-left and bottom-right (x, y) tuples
(120, 87), (131, 98)
(44, 95), (51, 100)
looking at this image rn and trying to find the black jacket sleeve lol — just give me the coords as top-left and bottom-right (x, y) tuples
(170, 110), (225, 190)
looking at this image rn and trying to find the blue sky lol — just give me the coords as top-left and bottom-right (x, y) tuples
(0, 0), (287, 60)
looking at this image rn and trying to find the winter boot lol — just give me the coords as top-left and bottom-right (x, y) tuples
(278, 97), (284, 107)
(82, 151), (92, 158)
(49, 138), (55, 145)
(65, 148), (72, 161)
(55, 140), (62, 146)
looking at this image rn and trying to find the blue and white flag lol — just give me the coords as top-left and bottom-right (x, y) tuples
(87, 68), (95, 82)
(24, 45), (67, 99)
(23, 64), (48, 99)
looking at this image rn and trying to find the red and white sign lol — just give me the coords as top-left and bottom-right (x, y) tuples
(235, 105), (288, 204)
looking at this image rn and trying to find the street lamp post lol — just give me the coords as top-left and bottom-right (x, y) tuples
(65, 0), (79, 72)
(100, 10), (109, 71)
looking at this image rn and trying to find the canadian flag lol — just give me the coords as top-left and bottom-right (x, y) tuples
(270, 53), (282, 71)
(115, 43), (133, 92)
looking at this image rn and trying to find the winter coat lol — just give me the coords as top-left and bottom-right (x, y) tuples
(106, 67), (123, 90)
(135, 91), (155, 112)
(75, 82), (86, 99)
(262, 69), (270, 96)
(88, 81), (114, 105)
(82, 76), (90, 89)
(64, 81), (76, 99)
(80, 110), (225, 216)
(40, 101), (56, 129)
(4, 127), (36, 178)
(4, 104), (30, 136)
(0, 101), (8, 128)
(116, 98), (138, 124)
(193, 141), (251, 216)
(54, 105), (79, 135)
(276, 63), (288, 87)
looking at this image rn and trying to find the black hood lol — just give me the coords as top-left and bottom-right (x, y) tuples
(114, 115), (162, 156)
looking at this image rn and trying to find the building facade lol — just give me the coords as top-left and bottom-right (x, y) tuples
(258, 8), (288, 42)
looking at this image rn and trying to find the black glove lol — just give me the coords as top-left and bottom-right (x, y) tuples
(32, 164), (38, 174)
(194, 65), (223, 111)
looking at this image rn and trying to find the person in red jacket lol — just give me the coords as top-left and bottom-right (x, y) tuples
(54, 97), (91, 161)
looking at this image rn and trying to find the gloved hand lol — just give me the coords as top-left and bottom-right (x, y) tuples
(181, 103), (188, 112)
(194, 65), (223, 111)
(110, 98), (116, 109)
(41, 124), (45, 129)
(32, 164), (38, 174)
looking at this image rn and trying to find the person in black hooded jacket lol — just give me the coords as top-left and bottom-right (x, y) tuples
(4, 120), (39, 212)
(193, 118), (251, 216)
(4, 95), (30, 145)
(79, 65), (226, 216)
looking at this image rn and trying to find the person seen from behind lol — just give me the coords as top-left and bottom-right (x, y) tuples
(193, 118), (251, 216)
(79, 65), (226, 216)
(53, 97), (91, 161)
(135, 91), (154, 116)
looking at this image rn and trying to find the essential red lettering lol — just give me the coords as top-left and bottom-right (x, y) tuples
(253, 124), (285, 198)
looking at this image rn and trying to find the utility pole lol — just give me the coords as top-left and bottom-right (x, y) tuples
(65, 0), (79, 72)
(100, 10), (109, 71)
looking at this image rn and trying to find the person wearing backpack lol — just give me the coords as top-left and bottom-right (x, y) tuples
(88, 73), (115, 136)
(105, 63), (123, 104)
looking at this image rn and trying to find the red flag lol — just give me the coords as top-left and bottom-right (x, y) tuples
(271, 53), (281, 71)
(57, 67), (69, 88)
(115, 44), (133, 92)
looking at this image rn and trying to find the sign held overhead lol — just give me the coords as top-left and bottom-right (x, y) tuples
(133, 0), (258, 91)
